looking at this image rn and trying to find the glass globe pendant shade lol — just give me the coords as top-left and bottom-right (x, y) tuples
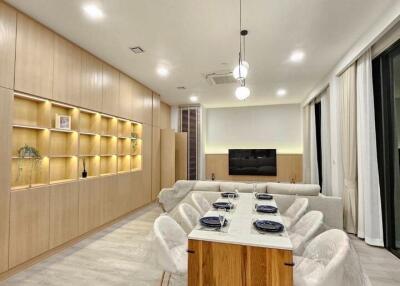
(235, 86), (250, 100)
(232, 61), (249, 80)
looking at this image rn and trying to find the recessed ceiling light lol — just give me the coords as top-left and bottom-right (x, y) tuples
(190, 96), (198, 102)
(157, 67), (169, 77)
(277, 89), (287, 96)
(82, 4), (104, 20)
(289, 50), (305, 63)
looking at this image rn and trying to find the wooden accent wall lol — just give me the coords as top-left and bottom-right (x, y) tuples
(175, 132), (188, 181)
(151, 127), (161, 200)
(206, 154), (303, 183)
(0, 2), (16, 90)
(0, 88), (12, 273)
(160, 101), (171, 129)
(160, 129), (175, 189)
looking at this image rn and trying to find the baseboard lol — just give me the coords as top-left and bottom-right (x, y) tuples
(0, 201), (158, 282)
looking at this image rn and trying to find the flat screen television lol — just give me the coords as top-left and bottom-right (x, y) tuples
(229, 149), (277, 176)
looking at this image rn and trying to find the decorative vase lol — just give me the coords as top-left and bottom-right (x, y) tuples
(82, 169), (88, 178)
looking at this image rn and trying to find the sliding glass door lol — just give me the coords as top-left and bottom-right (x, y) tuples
(373, 40), (400, 258)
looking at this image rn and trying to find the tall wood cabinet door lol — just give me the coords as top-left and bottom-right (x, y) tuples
(53, 35), (81, 105)
(142, 124), (152, 204)
(152, 93), (160, 127)
(15, 13), (54, 99)
(49, 182), (79, 249)
(0, 3), (16, 90)
(131, 171), (145, 210)
(161, 129), (175, 189)
(101, 175), (119, 224)
(81, 51), (102, 111)
(119, 73), (133, 120)
(131, 80), (144, 122)
(0, 88), (12, 273)
(143, 88), (153, 125)
(102, 64), (119, 116)
(117, 173), (133, 216)
(9, 187), (50, 268)
(151, 126), (161, 200)
(78, 178), (102, 235)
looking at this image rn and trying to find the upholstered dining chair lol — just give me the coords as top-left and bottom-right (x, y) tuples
(289, 210), (324, 255)
(281, 197), (309, 229)
(178, 203), (201, 234)
(153, 215), (188, 286)
(294, 229), (369, 286)
(191, 192), (212, 215)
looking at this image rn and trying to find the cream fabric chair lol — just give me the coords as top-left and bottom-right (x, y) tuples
(294, 229), (369, 286)
(281, 197), (309, 229)
(178, 203), (201, 234)
(289, 211), (324, 255)
(153, 215), (188, 285)
(191, 192), (212, 215)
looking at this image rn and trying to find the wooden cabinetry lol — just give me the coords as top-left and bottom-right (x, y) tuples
(131, 80), (144, 122)
(160, 102), (171, 129)
(152, 93), (160, 127)
(49, 182), (79, 248)
(53, 35), (81, 105)
(102, 64), (119, 116)
(119, 73), (133, 120)
(143, 88), (153, 125)
(151, 126), (161, 200)
(78, 178), (102, 235)
(161, 129), (175, 189)
(0, 88), (12, 273)
(116, 173), (133, 216)
(80, 51), (102, 111)
(142, 124), (152, 204)
(175, 132), (188, 181)
(0, 2), (16, 89)
(15, 13), (54, 99)
(9, 187), (50, 268)
(101, 175), (118, 223)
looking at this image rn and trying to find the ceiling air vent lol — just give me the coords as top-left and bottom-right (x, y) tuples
(129, 46), (144, 54)
(205, 71), (236, 85)
(176, 86), (186, 90)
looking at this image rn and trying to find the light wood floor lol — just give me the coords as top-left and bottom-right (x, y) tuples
(0, 203), (399, 286)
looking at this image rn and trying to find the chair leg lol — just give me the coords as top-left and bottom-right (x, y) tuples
(166, 272), (171, 286)
(160, 271), (166, 286)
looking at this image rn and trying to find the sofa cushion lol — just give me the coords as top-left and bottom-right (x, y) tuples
(193, 181), (220, 192)
(219, 182), (268, 193)
(266, 183), (320, 196)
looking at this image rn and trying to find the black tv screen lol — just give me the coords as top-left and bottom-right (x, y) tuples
(229, 149), (277, 176)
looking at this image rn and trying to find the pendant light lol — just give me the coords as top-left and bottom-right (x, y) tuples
(234, 0), (250, 100)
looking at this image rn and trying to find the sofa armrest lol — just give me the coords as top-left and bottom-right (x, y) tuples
(157, 187), (177, 212)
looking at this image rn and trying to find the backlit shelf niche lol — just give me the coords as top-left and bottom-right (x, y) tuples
(11, 92), (143, 190)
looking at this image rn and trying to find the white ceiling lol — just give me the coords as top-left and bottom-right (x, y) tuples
(6, 0), (396, 107)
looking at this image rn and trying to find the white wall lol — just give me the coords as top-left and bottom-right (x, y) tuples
(206, 104), (302, 154)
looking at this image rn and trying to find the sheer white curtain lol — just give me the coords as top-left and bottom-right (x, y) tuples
(339, 64), (358, 234)
(356, 49), (384, 246)
(321, 90), (332, 196)
(310, 104), (319, 185)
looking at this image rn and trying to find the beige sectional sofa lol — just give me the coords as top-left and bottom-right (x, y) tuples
(158, 180), (343, 229)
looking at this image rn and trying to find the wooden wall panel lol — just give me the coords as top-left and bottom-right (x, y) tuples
(152, 93), (160, 127)
(53, 35), (81, 105)
(205, 154), (303, 183)
(151, 126), (161, 200)
(188, 240), (293, 286)
(0, 2), (16, 89)
(49, 182), (79, 249)
(116, 173), (133, 216)
(131, 80), (144, 123)
(175, 132), (188, 181)
(161, 129), (175, 189)
(131, 171), (145, 209)
(101, 175), (119, 223)
(119, 73), (133, 120)
(15, 13), (54, 99)
(0, 88), (12, 273)
(80, 51), (102, 111)
(160, 102), (171, 129)
(78, 178), (102, 235)
(142, 88), (153, 125)
(9, 187), (50, 268)
(102, 64), (119, 116)
(142, 124), (152, 204)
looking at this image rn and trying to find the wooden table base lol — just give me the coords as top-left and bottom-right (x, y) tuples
(188, 239), (293, 286)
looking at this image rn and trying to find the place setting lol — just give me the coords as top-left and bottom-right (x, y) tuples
(251, 219), (285, 236)
(198, 208), (230, 233)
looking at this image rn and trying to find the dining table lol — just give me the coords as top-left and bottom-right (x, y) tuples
(187, 192), (294, 286)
